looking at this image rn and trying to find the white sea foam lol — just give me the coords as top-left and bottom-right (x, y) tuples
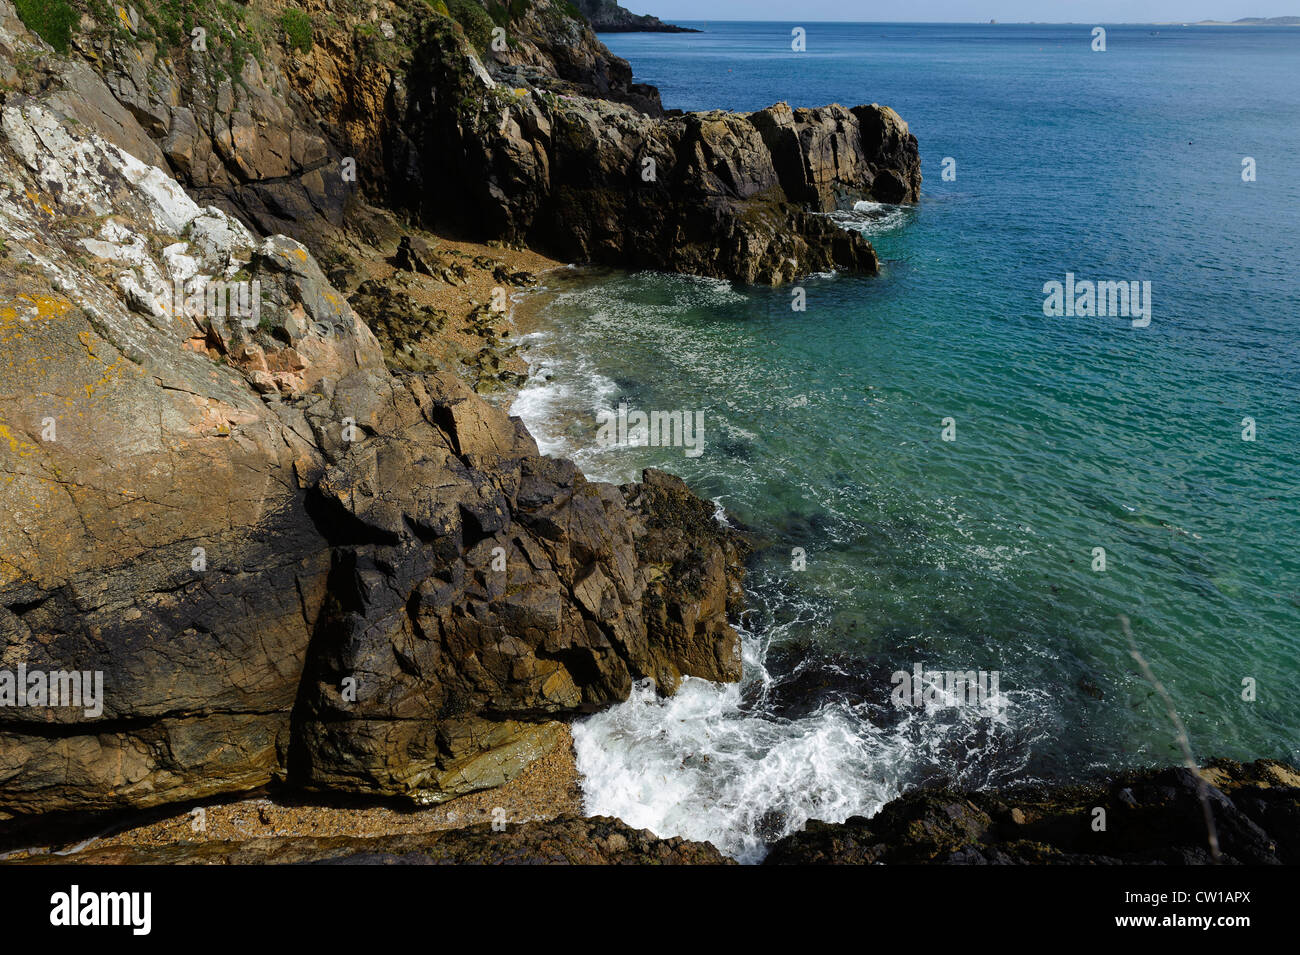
(573, 622), (1048, 864)
(824, 200), (912, 237)
(511, 327), (623, 471)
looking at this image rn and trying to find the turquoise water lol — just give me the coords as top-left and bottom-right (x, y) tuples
(510, 23), (1300, 861)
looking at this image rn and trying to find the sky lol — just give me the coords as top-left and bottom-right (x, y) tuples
(622, 1), (1299, 22)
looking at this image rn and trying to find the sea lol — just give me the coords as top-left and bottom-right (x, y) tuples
(507, 21), (1300, 863)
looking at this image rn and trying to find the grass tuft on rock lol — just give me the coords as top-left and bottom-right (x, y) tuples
(279, 7), (313, 53)
(443, 0), (495, 53)
(14, 0), (79, 53)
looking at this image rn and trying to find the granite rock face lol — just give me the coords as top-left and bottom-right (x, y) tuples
(764, 759), (1300, 865)
(0, 9), (742, 820)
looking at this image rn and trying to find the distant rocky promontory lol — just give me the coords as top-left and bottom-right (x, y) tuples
(1194, 16), (1300, 25)
(573, 0), (699, 32)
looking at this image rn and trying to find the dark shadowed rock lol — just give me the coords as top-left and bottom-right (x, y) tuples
(403, 53), (913, 283)
(764, 759), (1300, 864)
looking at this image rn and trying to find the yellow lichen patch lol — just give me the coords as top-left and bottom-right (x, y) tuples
(0, 422), (37, 457)
(3, 294), (74, 324)
(84, 357), (126, 399)
(295, 248), (308, 262)
(0, 296), (74, 349)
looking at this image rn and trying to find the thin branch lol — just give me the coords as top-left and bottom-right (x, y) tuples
(1120, 614), (1221, 863)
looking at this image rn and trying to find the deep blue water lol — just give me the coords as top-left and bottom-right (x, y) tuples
(510, 22), (1300, 861)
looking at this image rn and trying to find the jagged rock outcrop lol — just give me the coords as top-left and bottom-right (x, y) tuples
(764, 759), (1300, 865)
(750, 101), (922, 207)
(0, 10), (742, 820)
(573, 0), (698, 33)
(401, 11), (920, 283)
(479, 0), (665, 112)
(292, 381), (743, 801)
(13, 815), (734, 864)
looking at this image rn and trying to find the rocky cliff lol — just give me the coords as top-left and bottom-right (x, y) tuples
(0, 0), (745, 821)
(0, 0), (916, 826)
(396, 8), (920, 283)
(9, 0), (918, 285)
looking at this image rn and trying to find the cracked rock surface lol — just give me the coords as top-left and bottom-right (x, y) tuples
(0, 2), (744, 820)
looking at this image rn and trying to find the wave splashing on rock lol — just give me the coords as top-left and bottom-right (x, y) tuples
(573, 596), (1056, 864)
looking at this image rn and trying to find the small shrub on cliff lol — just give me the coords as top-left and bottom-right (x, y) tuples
(443, 0), (495, 53)
(14, 0), (78, 53)
(147, 0), (187, 46)
(279, 8), (313, 53)
(484, 0), (528, 28)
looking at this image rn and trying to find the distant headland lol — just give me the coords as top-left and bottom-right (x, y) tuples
(1186, 16), (1300, 25)
(573, 0), (700, 32)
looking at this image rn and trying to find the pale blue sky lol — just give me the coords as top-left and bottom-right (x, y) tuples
(623, 1), (1298, 22)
